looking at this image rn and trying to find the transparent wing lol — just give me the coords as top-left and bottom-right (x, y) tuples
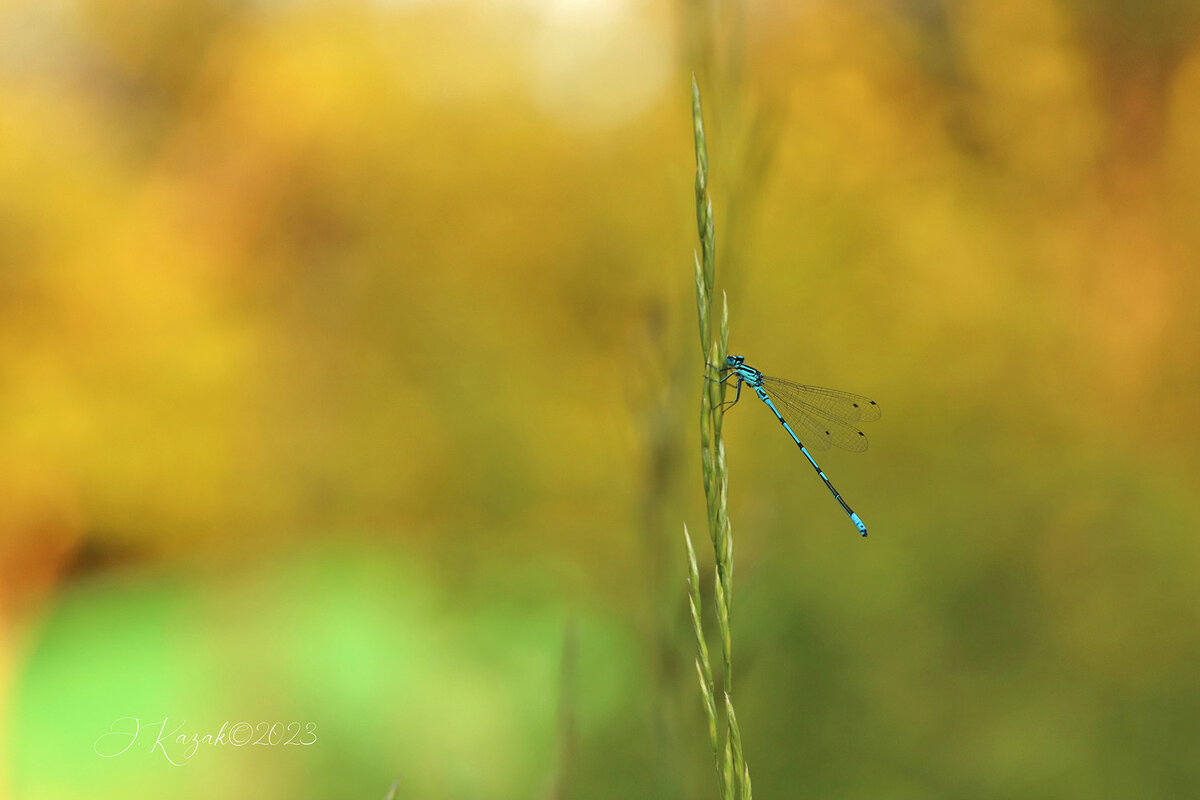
(760, 377), (879, 453)
(760, 376), (881, 423)
(772, 401), (837, 452)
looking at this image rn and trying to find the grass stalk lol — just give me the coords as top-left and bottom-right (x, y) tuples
(687, 74), (751, 800)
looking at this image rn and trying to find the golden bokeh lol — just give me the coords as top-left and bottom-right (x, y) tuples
(3, 1), (1199, 798)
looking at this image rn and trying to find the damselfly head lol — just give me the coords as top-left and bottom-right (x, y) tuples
(725, 355), (744, 367)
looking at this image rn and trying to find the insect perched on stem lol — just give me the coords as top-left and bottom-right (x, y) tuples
(714, 354), (881, 536)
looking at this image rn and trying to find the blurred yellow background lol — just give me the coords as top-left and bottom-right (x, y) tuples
(3, 0), (1199, 798)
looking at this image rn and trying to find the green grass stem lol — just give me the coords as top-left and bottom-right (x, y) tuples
(686, 74), (751, 800)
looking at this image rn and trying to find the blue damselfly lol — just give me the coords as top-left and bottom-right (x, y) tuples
(715, 355), (880, 536)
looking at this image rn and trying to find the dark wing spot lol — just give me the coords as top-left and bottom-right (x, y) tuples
(852, 402), (859, 408)
(825, 430), (831, 435)
(858, 432), (865, 436)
